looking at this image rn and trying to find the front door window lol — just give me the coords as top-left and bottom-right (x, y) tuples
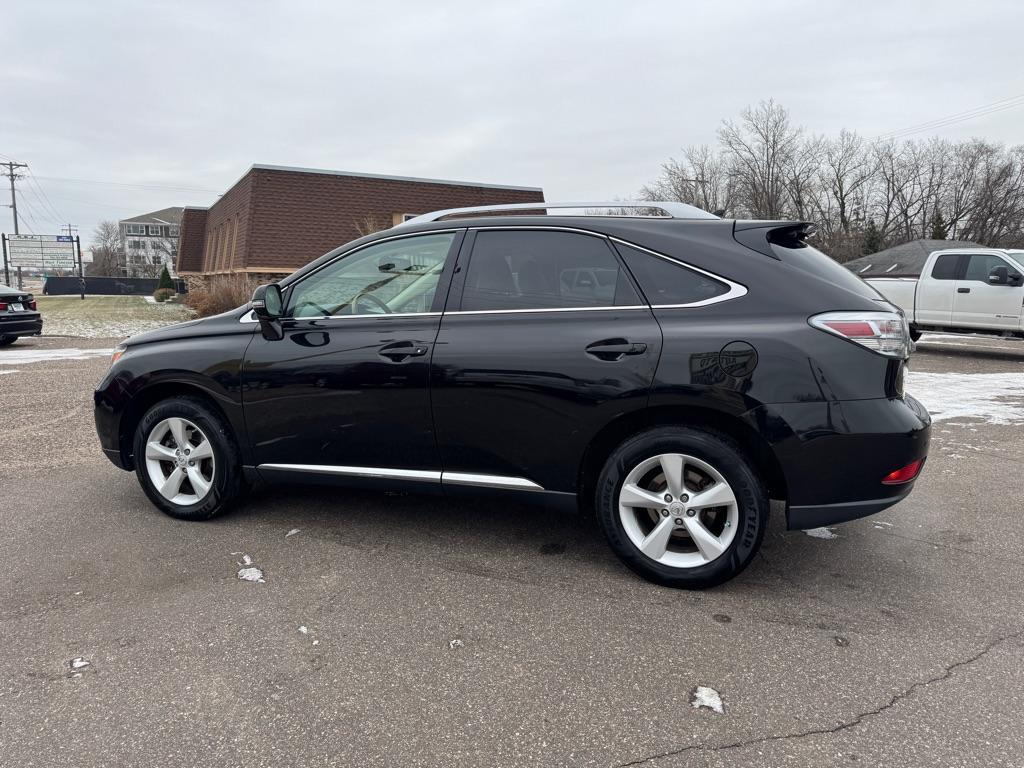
(287, 233), (455, 318)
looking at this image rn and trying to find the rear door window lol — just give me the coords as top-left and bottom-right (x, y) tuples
(614, 243), (730, 305)
(459, 230), (640, 311)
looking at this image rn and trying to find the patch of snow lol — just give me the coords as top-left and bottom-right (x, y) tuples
(0, 347), (112, 366)
(448, 639), (464, 650)
(691, 685), (724, 714)
(236, 554), (253, 566)
(906, 371), (1024, 425)
(804, 527), (838, 540)
(298, 625), (309, 635)
(237, 566), (265, 583)
(873, 522), (894, 530)
(312, 639), (320, 646)
(69, 658), (90, 670)
(0, 369), (20, 375)
(285, 528), (300, 538)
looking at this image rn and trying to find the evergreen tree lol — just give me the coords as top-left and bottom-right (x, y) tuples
(157, 264), (174, 291)
(930, 211), (948, 240)
(862, 219), (883, 255)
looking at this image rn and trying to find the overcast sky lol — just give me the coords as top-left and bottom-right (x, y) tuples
(3, 0), (1023, 247)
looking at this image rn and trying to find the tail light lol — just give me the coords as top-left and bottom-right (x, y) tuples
(809, 311), (911, 359)
(882, 459), (924, 485)
(0, 302), (7, 311)
(28, 300), (37, 310)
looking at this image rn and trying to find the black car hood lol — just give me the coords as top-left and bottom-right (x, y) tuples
(124, 306), (254, 347)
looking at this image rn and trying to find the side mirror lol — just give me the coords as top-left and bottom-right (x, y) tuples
(251, 283), (284, 340)
(988, 266), (1009, 285)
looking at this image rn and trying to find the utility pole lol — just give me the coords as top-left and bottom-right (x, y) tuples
(61, 223), (78, 237)
(3, 161), (28, 234)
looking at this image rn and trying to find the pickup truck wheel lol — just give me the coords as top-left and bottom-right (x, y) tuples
(132, 396), (242, 521)
(910, 328), (922, 342)
(595, 427), (768, 589)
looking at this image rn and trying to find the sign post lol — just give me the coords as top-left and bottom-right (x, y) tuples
(75, 235), (84, 300)
(1, 234), (8, 286)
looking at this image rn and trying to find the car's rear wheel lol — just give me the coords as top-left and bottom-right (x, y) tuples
(595, 427), (768, 589)
(0, 335), (17, 347)
(132, 396), (241, 521)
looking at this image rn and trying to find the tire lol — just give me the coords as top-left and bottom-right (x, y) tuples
(909, 328), (922, 342)
(0, 336), (17, 347)
(595, 426), (768, 589)
(132, 395), (242, 521)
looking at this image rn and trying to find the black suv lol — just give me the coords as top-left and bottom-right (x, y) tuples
(94, 202), (930, 588)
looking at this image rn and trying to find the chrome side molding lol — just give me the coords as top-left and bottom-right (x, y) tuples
(441, 471), (543, 490)
(257, 463), (543, 491)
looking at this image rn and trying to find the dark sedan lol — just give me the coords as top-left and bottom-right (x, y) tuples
(0, 284), (42, 346)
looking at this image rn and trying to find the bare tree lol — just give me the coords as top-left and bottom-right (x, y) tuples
(640, 101), (1024, 259)
(640, 145), (735, 215)
(718, 100), (804, 219)
(88, 220), (124, 276)
(353, 214), (391, 238)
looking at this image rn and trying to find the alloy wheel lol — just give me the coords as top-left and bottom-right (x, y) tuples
(144, 417), (216, 506)
(618, 453), (738, 568)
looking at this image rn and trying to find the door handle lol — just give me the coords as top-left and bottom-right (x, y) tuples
(585, 339), (648, 361)
(957, 287), (971, 294)
(379, 341), (429, 361)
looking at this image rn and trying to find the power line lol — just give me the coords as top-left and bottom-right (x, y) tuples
(31, 174), (221, 194)
(874, 93), (1024, 141)
(19, 182), (64, 228)
(16, 198), (42, 233)
(24, 169), (66, 224)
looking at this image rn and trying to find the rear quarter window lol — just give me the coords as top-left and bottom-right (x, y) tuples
(615, 243), (731, 305)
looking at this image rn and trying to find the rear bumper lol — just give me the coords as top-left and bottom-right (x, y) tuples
(788, 485), (916, 529)
(747, 394), (931, 530)
(0, 313), (42, 337)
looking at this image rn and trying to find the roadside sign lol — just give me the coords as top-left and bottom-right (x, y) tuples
(6, 234), (77, 269)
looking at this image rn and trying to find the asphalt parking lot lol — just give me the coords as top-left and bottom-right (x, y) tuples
(1, 334), (1023, 767)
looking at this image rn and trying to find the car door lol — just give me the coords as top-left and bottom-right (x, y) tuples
(429, 228), (663, 495)
(953, 252), (1024, 330)
(915, 252), (963, 326)
(242, 230), (462, 484)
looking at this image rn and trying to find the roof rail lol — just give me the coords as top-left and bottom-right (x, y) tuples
(397, 200), (719, 227)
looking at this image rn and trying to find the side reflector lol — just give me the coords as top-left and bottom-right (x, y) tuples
(882, 459), (924, 485)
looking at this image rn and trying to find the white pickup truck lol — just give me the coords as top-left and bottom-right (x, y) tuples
(864, 248), (1024, 340)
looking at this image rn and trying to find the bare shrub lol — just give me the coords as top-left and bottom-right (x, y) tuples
(184, 275), (259, 317)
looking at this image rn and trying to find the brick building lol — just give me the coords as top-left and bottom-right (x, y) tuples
(176, 164), (544, 287)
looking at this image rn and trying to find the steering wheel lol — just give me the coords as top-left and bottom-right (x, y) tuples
(353, 292), (392, 314)
(293, 300), (332, 318)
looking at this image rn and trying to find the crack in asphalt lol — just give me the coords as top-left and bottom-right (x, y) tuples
(616, 628), (1023, 767)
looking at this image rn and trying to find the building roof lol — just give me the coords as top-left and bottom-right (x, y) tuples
(120, 206), (185, 226)
(844, 238), (983, 277)
(243, 164), (542, 193)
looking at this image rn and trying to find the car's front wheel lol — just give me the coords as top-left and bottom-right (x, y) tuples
(595, 426), (768, 589)
(132, 396), (241, 520)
